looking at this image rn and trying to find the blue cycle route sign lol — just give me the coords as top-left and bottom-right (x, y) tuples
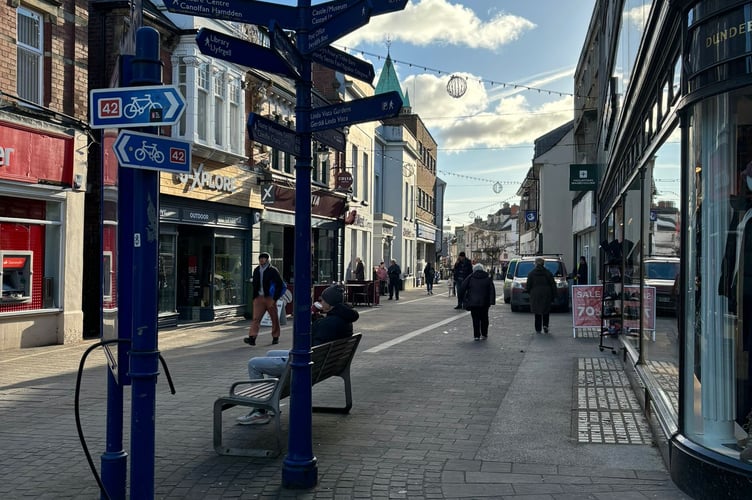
(310, 90), (402, 132)
(113, 130), (192, 174)
(163, 0), (298, 29)
(89, 85), (185, 129)
(196, 28), (299, 80)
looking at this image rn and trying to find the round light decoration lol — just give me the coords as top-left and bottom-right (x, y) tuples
(493, 182), (503, 194)
(468, 211), (476, 219)
(446, 75), (468, 98)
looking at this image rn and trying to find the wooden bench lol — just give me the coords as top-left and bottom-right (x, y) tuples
(213, 333), (362, 457)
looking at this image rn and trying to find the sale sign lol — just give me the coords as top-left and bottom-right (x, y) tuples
(623, 285), (656, 331)
(571, 285), (603, 327)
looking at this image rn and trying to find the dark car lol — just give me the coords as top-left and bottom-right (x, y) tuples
(509, 255), (569, 312)
(644, 256), (680, 315)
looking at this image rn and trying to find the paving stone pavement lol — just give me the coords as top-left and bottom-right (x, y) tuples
(0, 286), (691, 499)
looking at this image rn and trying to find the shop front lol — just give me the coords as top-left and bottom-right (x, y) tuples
(594, 1), (752, 496)
(158, 197), (252, 326)
(416, 221), (437, 286)
(670, 1), (752, 494)
(260, 183), (345, 286)
(0, 119), (87, 349)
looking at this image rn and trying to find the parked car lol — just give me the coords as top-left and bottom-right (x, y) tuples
(644, 256), (680, 315)
(502, 258), (518, 304)
(510, 255), (569, 312)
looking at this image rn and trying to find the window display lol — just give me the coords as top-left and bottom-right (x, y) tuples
(685, 88), (752, 463)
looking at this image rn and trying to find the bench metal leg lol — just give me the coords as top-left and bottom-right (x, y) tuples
(312, 371), (353, 414)
(213, 398), (281, 457)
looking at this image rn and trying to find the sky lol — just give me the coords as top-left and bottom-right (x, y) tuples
(278, 0), (597, 229)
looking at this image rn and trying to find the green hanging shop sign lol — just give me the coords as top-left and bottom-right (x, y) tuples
(569, 164), (597, 191)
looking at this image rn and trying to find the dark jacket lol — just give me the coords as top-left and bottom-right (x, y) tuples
(424, 264), (436, 283)
(575, 261), (588, 285)
(311, 303), (360, 346)
(459, 269), (496, 309)
(525, 264), (557, 314)
(251, 263), (284, 301)
(353, 261), (365, 281)
(453, 258), (472, 282)
(387, 262), (402, 282)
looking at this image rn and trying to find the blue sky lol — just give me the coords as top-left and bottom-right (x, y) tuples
(277, 0), (597, 228)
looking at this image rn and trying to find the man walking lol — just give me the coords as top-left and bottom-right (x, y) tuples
(453, 251), (473, 309)
(525, 257), (557, 334)
(245, 252), (285, 346)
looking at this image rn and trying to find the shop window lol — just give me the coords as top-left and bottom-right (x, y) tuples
(17, 7), (43, 105)
(1, 252), (33, 304)
(102, 251), (113, 302)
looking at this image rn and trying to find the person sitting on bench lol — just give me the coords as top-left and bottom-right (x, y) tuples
(237, 285), (359, 425)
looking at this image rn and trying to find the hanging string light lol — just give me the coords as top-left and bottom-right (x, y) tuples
(336, 45), (590, 101)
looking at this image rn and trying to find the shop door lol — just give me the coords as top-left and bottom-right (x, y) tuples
(177, 227), (213, 321)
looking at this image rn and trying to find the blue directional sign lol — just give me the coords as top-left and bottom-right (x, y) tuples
(310, 46), (375, 83)
(303, 0), (372, 54)
(90, 85), (185, 129)
(113, 130), (191, 173)
(270, 20), (303, 79)
(310, 90), (402, 132)
(248, 113), (299, 156)
(196, 28), (298, 79)
(164, 0), (298, 29)
(312, 0), (408, 26)
(313, 128), (346, 152)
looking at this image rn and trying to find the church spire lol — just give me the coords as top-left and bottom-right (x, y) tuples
(374, 42), (408, 110)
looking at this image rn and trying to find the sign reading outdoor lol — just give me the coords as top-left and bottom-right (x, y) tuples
(164, 0), (298, 29)
(89, 85), (185, 129)
(195, 28), (298, 80)
(310, 46), (375, 83)
(310, 91), (402, 132)
(113, 130), (191, 173)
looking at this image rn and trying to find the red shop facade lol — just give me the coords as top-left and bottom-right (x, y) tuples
(0, 118), (87, 350)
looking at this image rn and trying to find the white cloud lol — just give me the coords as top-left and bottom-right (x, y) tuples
(339, 0), (536, 50)
(401, 72), (574, 151)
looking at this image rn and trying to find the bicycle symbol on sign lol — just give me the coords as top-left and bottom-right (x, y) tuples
(134, 141), (165, 164)
(124, 94), (163, 119)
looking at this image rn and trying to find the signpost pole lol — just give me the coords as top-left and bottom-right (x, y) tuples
(126, 27), (162, 499)
(283, 0), (317, 488)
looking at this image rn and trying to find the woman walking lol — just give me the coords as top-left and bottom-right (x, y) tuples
(459, 263), (496, 340)
(424, 262), (436, 295)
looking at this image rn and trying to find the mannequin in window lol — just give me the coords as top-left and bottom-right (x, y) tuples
(718, 161), (752, 427)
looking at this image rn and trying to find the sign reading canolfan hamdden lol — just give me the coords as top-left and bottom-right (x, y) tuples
(686, 2), (752, 83)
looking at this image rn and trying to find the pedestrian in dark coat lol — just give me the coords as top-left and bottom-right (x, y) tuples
(453, 252), (473, 309)
(525, 257), (557, 334)
(387, 259), (402, 300)
(459, 263), (497, 340)
(424, 262), (436, 295)
(575, 256), (588, 285)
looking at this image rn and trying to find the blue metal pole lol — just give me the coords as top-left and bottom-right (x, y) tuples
(101, 53), (135, 500)
(127, 27), (162, 500)
(283, 0), (317, 488)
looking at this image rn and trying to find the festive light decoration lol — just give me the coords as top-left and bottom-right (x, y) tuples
(337, 45), (590, 101)
(447, 74), (468, 98)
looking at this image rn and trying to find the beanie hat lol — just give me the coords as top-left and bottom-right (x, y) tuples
(259, 252), (270, 260)
(321, 285), (344, 306)
(459, 251), (466, 257)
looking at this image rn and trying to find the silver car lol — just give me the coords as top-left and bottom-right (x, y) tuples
(502, 259), (518, 304)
